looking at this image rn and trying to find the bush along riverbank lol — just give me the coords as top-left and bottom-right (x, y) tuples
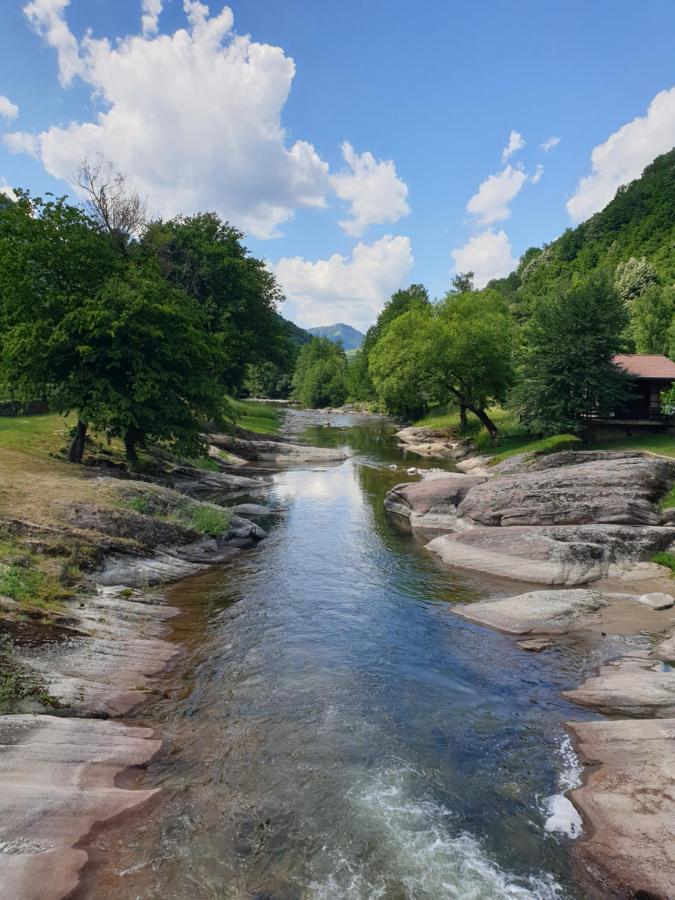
(0, 410), (348, 899)
(384, 445), (675, 898)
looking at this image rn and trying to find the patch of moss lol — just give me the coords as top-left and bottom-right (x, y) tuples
(0, 634), (60, 713)
(123, 492), (233, 538)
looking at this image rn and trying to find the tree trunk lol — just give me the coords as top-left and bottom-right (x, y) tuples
(447, 386), (500, 442)
(68, 419), (87, 464)
(459, 404), (468, 432)
(124, 427), (139, 463)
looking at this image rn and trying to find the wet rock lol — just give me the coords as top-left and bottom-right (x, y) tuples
(517, 638), (553, 651)
(454, 589), (607, 635)
(638, 591), (675, 610)
(426, 524), (675, 585)
(383, 474), (486, 530)
(564, 655), (675, 717)
(456, 451), (675, 528)
(568, 717), (675, 899)
(0, 715), (160, 900)
(233, 503), (274, 517)
(209, 432), (348, 463)
(655, 630), (675, 663)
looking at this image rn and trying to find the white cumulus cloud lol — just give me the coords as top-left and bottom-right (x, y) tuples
(0, 95), (19, 120)
(141, 0), (163, 36)
(540, 136), (560, 152)
(23, 0), (83, 87)
(450, 229), (516, 289)
(567, 86), (675, 222)
(0, 178), (17, 201)
(272, 235), (414, 330)
(13, 2), (334, 238)
(501, 130), (525, 163)
(330, 141), (409, 237)
(466, 164), (527, 225)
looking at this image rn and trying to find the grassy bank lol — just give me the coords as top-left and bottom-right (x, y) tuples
(230, 397), (282, 435)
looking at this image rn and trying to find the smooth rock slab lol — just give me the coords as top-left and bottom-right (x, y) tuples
(638, 591), (675, 609)
(454, 589), (606, 635)
(564, 656), (675, 717)
(0, 715), (160, 900)
(384, 474), (486, 530)
(456, 451), (675, 528)
(568, 717), (675, 900)
(426, 524), (675, 585)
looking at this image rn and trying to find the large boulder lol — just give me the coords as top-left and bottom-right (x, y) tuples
(453, 588), (607, 634)
(564, 656), (675, 717)
(426, 524), (675, 585)
(567, 717), (675, 900)
(456, 451), (675, 527)
(384, 474), (487, 530)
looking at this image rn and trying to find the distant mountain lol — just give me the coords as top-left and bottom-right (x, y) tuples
(279, 315), (313, 347)
(307, 323), (365, 350)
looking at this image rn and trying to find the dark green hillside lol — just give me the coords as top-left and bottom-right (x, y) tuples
(491, 147), (675, 310)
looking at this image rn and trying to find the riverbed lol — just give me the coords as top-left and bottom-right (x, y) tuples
(81, 411), (616, 899)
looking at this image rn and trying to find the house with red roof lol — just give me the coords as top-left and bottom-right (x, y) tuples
(610, 354), (675, 422)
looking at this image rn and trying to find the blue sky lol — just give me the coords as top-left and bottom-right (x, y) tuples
(1, 0), (675, 331)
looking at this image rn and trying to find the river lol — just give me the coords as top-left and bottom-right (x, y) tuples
(84, 411), (610, 899)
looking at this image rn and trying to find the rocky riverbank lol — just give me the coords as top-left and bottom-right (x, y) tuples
(384, 446), (675, 898)
(0, 425), (348, 899)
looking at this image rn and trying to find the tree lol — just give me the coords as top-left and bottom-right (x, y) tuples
(511, 276), (629, 435)
(369, 290), (515, 437)
(629, 283), (674, 355)
(615, 256), (659, 304)
(450, 271), (474, 294)
(292, 338), (348, 408)
(77, 157), (148, 248)
(141, 213), (290, 391)
(0, 192), (225, 462)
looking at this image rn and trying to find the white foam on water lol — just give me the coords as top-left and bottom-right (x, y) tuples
(543, 736), (584, 839)
(309, 766), (564, 899)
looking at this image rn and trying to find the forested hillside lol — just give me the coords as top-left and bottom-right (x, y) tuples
(489, 147), (675, 311)
(307, 323), (365, 350)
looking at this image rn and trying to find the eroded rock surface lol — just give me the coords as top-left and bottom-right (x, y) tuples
(427, 523), (675, 585)
(454, 589), (607, 634)
(209, 432), (348, 462)
(564, 655), (675, 717)
(568, 717), (675, 900)
(0, 715), (160, 900)
(384, 474), (486, 530)
(456, 451), (675, 527)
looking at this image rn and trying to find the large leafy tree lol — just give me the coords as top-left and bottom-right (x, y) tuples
(0, 192), (225, 462)
(369, 290), (515, 436)
(141, 213), (292, 391)
(511, 276), (629, 435)
(292, 337), (348, 408)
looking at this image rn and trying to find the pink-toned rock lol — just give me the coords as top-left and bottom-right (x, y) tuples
(384, 474), (486, 530)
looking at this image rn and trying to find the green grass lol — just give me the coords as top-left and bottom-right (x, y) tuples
(123, 493), (233, 538)
(489, 434), (583, 464)
(590, 433), (675, 458)
(0, 413), (72, 456)
(652, 551), (675, 573)
(229, 397), (282, 435)
(189, 505), (233, 537)
(659, 485), (675, 510)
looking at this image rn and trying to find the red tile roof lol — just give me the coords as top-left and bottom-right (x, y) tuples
(613, 354), (675, 379)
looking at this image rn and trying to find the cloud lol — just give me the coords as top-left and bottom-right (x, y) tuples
(540, 136), (560, 152)
(3, 131), (39, 156)
(272, 234), (414, 330)
(530, 163), (544, 184)
(330, 141), (409, 237)
(0, 178), (17, 201)
(501, 130), (525, 163)
(13, 2), (334, 239)
(450, 229), (517, 288)
(567, 86), (675, 222)
(0, 95), (19, 120)
(466, 164), (527, 225)
(141, 0), (163, 36)
(23, 0), (83, 87)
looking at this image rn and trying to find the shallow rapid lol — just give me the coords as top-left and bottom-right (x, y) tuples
(88, 412), (608, 899)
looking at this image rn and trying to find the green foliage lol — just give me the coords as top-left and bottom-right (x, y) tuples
(229, 397), (281, 434)
(511, 276), (629, 435)
(243, 361), (292, 399)
(652, 551), (675, 573)
(630, 283), (674, 354)
(189, 505), (233, 537)
(0, 561), (72, 607)
(615, 256), (659, 303)
(292, 337), (348, 408)
(141, 213), (293, 392)
(489, 434), (583, 464)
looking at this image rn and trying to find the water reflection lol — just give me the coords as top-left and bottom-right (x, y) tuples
(85, 412), (600, 899)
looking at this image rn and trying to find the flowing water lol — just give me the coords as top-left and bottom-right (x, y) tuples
(85, 411), (614, 900)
